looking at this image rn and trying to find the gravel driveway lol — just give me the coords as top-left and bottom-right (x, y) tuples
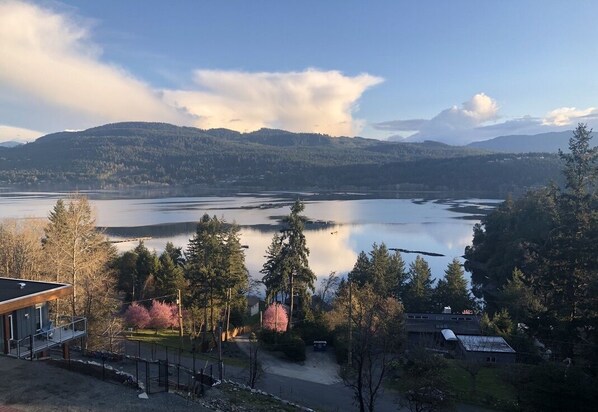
(234, 335), (341, 385)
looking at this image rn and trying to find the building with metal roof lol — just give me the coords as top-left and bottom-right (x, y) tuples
(456, 334), (516, 363)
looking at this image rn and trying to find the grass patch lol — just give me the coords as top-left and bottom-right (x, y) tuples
(388, 359), (518, 411)
(443, 360), (518, 410)
(127, 329), (248, 367)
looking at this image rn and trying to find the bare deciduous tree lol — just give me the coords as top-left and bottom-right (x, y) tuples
(333, 283), (404, 412)
(43, 196), (118, 349)
(0, 218), (46, 280)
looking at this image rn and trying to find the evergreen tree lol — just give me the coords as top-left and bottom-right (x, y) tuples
(403, 255), (435, 312)
(114, 250), (138, 301)
(498, 268), (542, 325)
(164, 241), (184, 266)
(387, 249), (408, 301)
(348, 243), (406, 299)
(464, 125), (597, 361)
(185, 214), (248, 339)
(348, 251), (370, 287)
(134, 242), (160, 300)
(261, 233), (285, 303)
(434, 258), (473, 313)
(261, 200), (315, 330)
(156, 250), (186, 302)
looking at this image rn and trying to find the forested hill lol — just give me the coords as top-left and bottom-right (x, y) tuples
(466, 130), (583, 153)
(0, 122), (562, 194)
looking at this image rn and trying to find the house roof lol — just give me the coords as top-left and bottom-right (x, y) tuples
(404, 312), (481, 335)
(441, 329), (458, 341)
(456, 335), (516, 354)
(0, 277), (72, 315)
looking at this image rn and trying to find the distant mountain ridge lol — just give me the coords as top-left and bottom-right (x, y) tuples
(0, 122), (563, 194)
(466, 130), (595, 153)
(0, 140), (23, 148)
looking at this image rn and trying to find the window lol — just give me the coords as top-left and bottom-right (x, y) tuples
(8, 314), (14, 340)
(35, 305), (43, 331)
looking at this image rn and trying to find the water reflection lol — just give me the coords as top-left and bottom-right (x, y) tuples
(0, 192), (500, 283)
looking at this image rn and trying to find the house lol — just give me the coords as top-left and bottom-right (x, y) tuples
(0, 277), (87, 359)
(247, 295), (261, 317)
(404, 312), (481, 350)
(456, 334), (516, 364)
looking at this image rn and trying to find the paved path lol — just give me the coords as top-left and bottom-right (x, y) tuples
(73, 339), (492, 412)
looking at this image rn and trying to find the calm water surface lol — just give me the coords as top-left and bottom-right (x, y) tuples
(0, 191), (502, 283)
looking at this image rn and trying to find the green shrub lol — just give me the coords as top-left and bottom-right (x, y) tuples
(282, 336), (306, 362)
(294, 319), (331, 344)
(257, 329), (285, 348)
(331, 327), (348, 364)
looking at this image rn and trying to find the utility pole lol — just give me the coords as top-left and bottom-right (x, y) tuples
(177, 289), (183, 338)
(217, 321), (223, 380)
(225, 288), (232, 342)
(348, 280), (352, 367)
(289, 273), (294, 331)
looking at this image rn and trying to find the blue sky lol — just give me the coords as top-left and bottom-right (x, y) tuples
(1, 0), (597, 144)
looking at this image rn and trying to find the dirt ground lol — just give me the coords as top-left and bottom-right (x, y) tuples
(0, 356), (209, 411)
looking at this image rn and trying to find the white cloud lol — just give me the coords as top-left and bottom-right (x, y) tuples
(375, 93), (500, 144)
(0, 1), (381, 137)
(163, 69), (383, 136)
(0, 1), (187, 128)
(0, 124), (44, 142)
(542, 107), (597, 126)
(375, 94), (598, 145)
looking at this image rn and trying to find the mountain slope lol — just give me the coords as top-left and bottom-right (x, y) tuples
(0, 140), (23, 148)
(0, 122), (562, 193)
(466, 130), (595, 153)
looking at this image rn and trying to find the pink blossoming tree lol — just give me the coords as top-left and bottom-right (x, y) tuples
(149, 300), (173, 331)
(124, 302), (150, 329)
(263, 303), (288, 332)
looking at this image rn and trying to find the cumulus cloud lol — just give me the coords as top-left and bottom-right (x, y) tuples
(1, 1), (380, 137)
(0, 1), (187, 129)
(163, 69), (383, 136)
(376, 94), (598, 145)
(542, 107), (597, 126)
(375, 93), (500, 145)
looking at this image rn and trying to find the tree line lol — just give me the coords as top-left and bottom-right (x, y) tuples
(464, 123), (597, 367)
(0, 121), (562, 195)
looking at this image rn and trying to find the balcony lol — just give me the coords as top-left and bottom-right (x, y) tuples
(8, 316), (87, 359)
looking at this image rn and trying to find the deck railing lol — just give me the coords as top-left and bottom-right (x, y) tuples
(14, 316), (87, 359)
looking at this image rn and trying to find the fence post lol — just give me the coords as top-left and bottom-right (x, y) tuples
(200, 368), (204, 397)
(146, 361), (150, 393)
(136, 359), (139, 387)
(138, 340), (141, 358)
(193, 351), (196, 375)
(164, 361), (169, 392)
